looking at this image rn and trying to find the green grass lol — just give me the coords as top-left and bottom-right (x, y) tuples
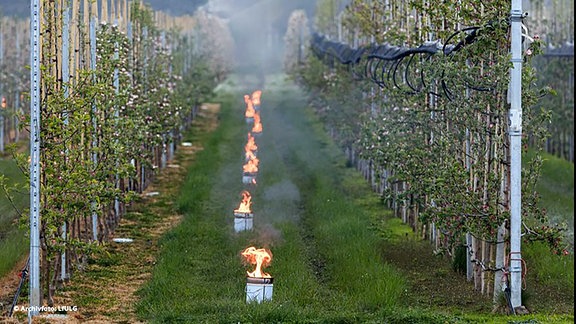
(133, 74), (573, 323)
(522, 149), (574, 301)
(135, 78), (408, 322)
(532, 150), (574, 232)
(1, 74), (572, 323)
(0, 156), (28, 277)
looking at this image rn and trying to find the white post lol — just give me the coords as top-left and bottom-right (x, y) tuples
(508, 0), (524, 310)
(15, 29), (21, 143)
(493, 223), (507, 302)
(61, 1), (71, 281)
(29, 0), (42, 317)
(160, 31), (167, 169)
(90, 16), (99, 241)
(466, 233), (473, 281)
(0, 30), (4, 154)
(114, 17), (121, 220)
(141, 26), (148, 192)
(15, 90), (20, 142)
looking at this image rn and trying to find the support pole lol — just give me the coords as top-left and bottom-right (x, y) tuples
(29, 0), (42, 317)
(61, 0), (71, 282)
(1, 30), (4, 154)
(114, 21), (121, 220)
(90, 16), (98, 241)
(508, 0), (524, 310)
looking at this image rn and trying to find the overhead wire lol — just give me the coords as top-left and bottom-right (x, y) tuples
(308, 20), (512, 100)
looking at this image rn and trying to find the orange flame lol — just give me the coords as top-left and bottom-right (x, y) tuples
(234, 190), (252, 213)
(245, 149), (257, 162)
(251, 90), (262, 107)
(241, 246), (272, 278)
(243, 156), (259, 173)
(245, 133), (258, 153)
(244, 94), (255, 118)
(251, 112), (262, 134)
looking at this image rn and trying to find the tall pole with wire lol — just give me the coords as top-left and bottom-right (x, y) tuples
(90, 8), (99, 242)
(508, 0), (524, 310)
(61, 0), (71, 282)
(0, 30), (5, 154)
(29, 0), (42, 317)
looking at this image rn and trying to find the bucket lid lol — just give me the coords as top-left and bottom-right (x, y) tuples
(246, 277), (273, 284)
(234, 212), (254, 218)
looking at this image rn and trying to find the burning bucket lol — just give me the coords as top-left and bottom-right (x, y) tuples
(244, 94), (256, 124)
(241, 246), (273, 303)
(246, 277), (273, 303)
(242, 151), (259, 184)
(234, 212), (254, 232)
(251, 111), (262, 137)
(234, 191), (254, 232)
(251, 90), (262, 112)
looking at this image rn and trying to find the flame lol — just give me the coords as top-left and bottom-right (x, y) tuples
(244, 94), (255, 118)
(241, 246), (272, 278)
(251, 90), (262, 107)
(251, 112), (262, 134)
(243, 156), (259, 173)
(245, 133), (258, 153)
(245, 149), (257, 162)
(234, 190), (252, 213)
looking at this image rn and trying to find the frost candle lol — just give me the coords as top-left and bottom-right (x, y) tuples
(233, 190), (254, 232)
(241, 246), (273, 303)
(244, 94), (255, 124)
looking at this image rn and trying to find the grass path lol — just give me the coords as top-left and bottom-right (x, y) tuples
(134, 81), (408, 323)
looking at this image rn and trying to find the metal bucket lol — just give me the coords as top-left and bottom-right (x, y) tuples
(242, 172), (257, 184)
(234, 212), (253, 232)
(246, 277), (273, 303)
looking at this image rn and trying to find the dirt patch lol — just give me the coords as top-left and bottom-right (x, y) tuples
(0, 258), (28, 320)
(0, 104), (220, 323)
(380, 238), (494, 312)
(380, 237), (574, 315)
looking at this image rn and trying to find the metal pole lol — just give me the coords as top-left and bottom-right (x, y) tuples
(15, 27), (21, 142)
(1, 30), (4, 154)
(114, 23), (121, 220)
(141, 26), (148, 192)
(29, 0), (42, 317)
(90, 16), (98, 241)
(126, 19), (135, 191)
(61, 0), (71, 282)
(509, 0), (524, 310)
(15, 91), (20, 142)
(160, 31), (167, 169)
